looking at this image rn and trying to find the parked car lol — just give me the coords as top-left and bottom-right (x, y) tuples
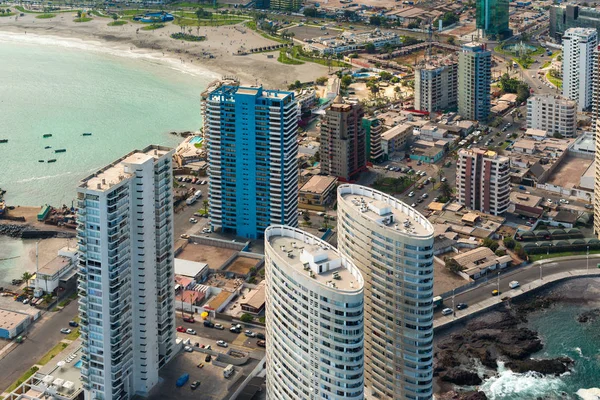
(205, 354), (212, 362)
(441, 177), (447, 182)
(456, 303), (468, 310)
(257, 340), (266, 348)
(186, 328), (197, 335)
(202, 228), (212, 234)
(203, 321), (214, 328)
(422, 193), (428, 199)
(245, 330), (256, 337)
(69, 321), (79, 327)
(492, 289), (500, 296)
(408, 191), (415, 197)
(216, 340), (228, 348)
(230, 326), (241, 333)
(180, 234), (190, 239)
(214, 323), (224, 330)
(411, 203), (416, 207)
(189, 218), (198, 223)
(60, 328), (72, 334)
(509, 281), (520, 289)
(441, 308), (453, 316)
(183, 316), (195, 323)
(559, 199), (569, 204)
(184, 346), (193, 353)
(256, 333), (266, 340)
(190, 380), (201, 390)
(177, 326), (186, 333)
(585, 204), (594, 209)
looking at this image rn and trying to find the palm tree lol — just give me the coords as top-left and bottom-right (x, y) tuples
(394, 85), (401, 101)
(112, 13), (118, 22)
(22, 272), (33, 287)
(76, 10), (82, 18)
(203, 199), (209, 215)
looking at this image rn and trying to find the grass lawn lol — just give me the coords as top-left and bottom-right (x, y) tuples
(542, 60), (551, 69)
(278, 49), (304, 65)
(35, 13), (56, 18)
(38, 342), (68, 366)
(500, 141), (511, 150)
(141, 23), (165, 30)
(74, 17), (93, 22)
(528, 249), (600, 262)
(16, 5), (75, 13)
(245, 21), (289, 44)
(371, 176), (413, 195)
(108, 19), (128, 26)
(546, 71), (562, 88)
(0, 12), (15, 17)
(64, 328), (80, 341)
(290, 46), (349, 67)
(5, 367), (39, 393)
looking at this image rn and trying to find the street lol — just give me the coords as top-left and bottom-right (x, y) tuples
(0, 300), (78, 392)
(434, 256), (598, 319)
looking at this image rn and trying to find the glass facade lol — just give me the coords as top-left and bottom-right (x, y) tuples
(476, 0), (512, 39)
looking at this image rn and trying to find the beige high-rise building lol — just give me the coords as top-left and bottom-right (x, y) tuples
(458, 42), (491, 121)
(562, 27), (597, 111)
(337, 184), (435, 400)
(320, 98), (367, 180)
(527, 94), (577, 137)
(456, 148), (511, 215)
(415, 61), (458, 113)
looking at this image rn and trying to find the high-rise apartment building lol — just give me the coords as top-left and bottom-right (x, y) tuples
(562, 27), (597, 111)
(527, 94), (577, 137)
(264, 225), (365, 400)
(269, 0), (301, 11)
(362, 117), (385, 163)
(456, 148), (510, 215)
(76, 145), (176, 400)
(337, 185), (435, 400)
(415, 61), (458, 113)
(458, 42), (491, 121)
(550, 4), (600, 40)
(320, 97), (367, 181)
(476, 0), (512, 39)
(203, 85), (299, 239)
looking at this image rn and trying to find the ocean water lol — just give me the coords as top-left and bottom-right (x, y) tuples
(0, 31), (216, 207)
(480, 279), (600, 400)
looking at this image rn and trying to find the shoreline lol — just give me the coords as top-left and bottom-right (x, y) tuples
(0, 12), (330, 89)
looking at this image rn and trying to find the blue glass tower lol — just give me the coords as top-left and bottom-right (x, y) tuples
(203, 85), (299, 239)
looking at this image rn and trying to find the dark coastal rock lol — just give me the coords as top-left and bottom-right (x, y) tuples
(505, 357), (573, 375)
(439, 368), (482, 385)
(577, 308), (600, 323)
(437, 390), (488, 400)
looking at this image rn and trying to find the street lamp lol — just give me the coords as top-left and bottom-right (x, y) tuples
(497, 272), (500, 296)
(452, 288), (455, 318)
(587, 246), (590, 272)
(540, 263), (542, 281)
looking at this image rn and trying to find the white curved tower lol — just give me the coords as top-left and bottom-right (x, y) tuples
(265, 225), (365, 400)
(337, 184), (435, 400)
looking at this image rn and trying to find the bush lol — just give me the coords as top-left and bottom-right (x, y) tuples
(482, 238), (499, 252)
(240, 313), (253, 323)
(503, 237), (516, 249)
(495, 249), (506, 256)
(444, 257), (464, 273)
(258, 317), (265, 324)
(316, 76), (328, 85)
(170, 32), (205, 41)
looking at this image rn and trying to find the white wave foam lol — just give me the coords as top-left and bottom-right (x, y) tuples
(15, 171), (72, 183)
(480, 361), (565, 399)
(576, 387), (600, 400)
(0, 30), (219, 79)
(575, 347), (583, 357)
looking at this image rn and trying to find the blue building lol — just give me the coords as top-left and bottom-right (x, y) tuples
(203, 85), (299, 239)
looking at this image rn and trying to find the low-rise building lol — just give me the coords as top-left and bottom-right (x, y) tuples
(298, 175), (338, 211)
(524, 128), (549, 141)
(509, 192), (544, 218)
(303, 29), (401, 55)
(449, 247), (512, 280)
(0, 309), (33, 339)
(380, 124), (412, 157)
(34, 247), (78, 294)
(362, 117), (385, 163)
(527, 94), (577, 137)
(240, 281), (266, 315)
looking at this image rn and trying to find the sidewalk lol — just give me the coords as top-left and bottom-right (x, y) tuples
(434, 268), (600, 331)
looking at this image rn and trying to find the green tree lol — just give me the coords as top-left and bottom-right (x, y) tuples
(240, 313), (254, 322)
(365, 42), (376, 54)
(22, 272), (33, 287)
(203, 199), (209, 214)
(482, 238), (499, 252)
(495, 249), (507, 256)
(341, 74), (353, 88)
(514, 243), (527, 260)
(369, 15), (382, 26)
(503, 237), (516, 249)
(439, 181), (453, 199)
(303, 7), (317, 17)
(112, 13), (118, 21)
(444, 257), (464, 273)
(76, 10), (82, 18)
(447, 36), (456, 45)
(316, 76), (328, 85)
(379, 71), (393, 81)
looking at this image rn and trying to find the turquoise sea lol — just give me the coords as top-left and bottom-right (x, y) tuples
(0, 31), (216, 207)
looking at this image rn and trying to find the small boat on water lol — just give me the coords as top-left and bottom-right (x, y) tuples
(54, 149), (66, 153)
(82, 132), (92, 136)
(0, 139), (8, 143)
(47, 159), (57, 163)
(43, 134), (52, 138)
(44, 146), (51, 149)
(38, 160), (45, 163)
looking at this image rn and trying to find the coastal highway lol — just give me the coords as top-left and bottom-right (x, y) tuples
(434, 256), (600, 319)
(0, 300), (78, 392)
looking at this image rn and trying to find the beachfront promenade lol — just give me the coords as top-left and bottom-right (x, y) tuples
(434, 254), (600, 331)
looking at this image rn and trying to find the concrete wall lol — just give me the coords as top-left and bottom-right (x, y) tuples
(190, 236), (249, 251)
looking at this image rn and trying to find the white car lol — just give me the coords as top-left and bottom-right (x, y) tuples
(186, 328), (196, 335)
(546, 199), (553, 204)
(60, 328), (72, 334)
(559, 199), (569, 204)
(189, 218), (198, 223)
(411, 203), (416, 207)
(509, 281), (520, 289)
(408, 192), (415, 197)
(184, 346), (193, 353)
(214, 323), (224, 330)
(441, 308), (453, 316)
(202, 228), (212, 233)
(441, 177), (447, 182)
(244, 330), (256, 337)
(216, 340), (228, 348)
(421, 193), (428, 199)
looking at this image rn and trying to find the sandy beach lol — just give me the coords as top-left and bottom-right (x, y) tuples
(0, 11), (329, 89)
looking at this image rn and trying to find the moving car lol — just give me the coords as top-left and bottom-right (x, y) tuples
(186, 328), (196, 335)
(177, 326), (186, 333)
(183, 316), (195, 323)
(216, 340), (228, 348)
(190, 380), (201, 390)
(60, 328), (72, 334)
(492, 289), (500, 296)
(456, 303), (468, 310)
(509, 281), (520, 289)
(214, 323), (224, 330)
(441, 308), (453, 316)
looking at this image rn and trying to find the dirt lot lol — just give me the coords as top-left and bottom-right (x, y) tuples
(306, 0), (400, 9)
(545, 156), (592, 188)
(177, 243), (237, 269)
(433, 260), (468, 296)
(223, 256), (261, 275)
(286, 24), (342, 41)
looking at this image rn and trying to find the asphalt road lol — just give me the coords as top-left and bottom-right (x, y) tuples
(434, 257), (597, 318)
(0, 300), (78, 392)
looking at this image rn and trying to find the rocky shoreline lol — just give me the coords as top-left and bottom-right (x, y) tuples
(434, 293), (575, 399)
(0, 224), (28, 238)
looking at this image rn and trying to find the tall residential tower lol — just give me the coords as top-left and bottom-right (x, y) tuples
(76, 145), (176, 400)
(562, 27), (597, 110)
(265, 225), (365, 400)
(458, 42), (491, 121)
(337, 185), (435, 400)
(476, 0), (512, 39)
(203, 85), (299, 239)
(415, 61), (459, 113)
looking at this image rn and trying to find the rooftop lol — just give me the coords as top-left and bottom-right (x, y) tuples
(0, 309), (30, 332)
(240, 281), (266, 310)
(266, 225), (363, 293)
(174, 259), (208, 278)
(381, 124), (412, 141)
(38, 256), (74, 278)
(338, 184), (434, 238)
(300, 175), (337, 195)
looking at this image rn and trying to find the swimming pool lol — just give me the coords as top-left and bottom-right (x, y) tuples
(189, 136), (203, 145)
(74, 360), (82, 369)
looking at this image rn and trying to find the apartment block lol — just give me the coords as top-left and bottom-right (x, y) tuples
(76, 145), (176, 400)
(320, 97), (367, 181)
(380, 123), (412, 157)
(265, 225), (364, 400)
(457, 148), (511, 215)
(362, 117), (385, 163)
(337, 185), (435, 400)
(562, 27), (597, 110)
(203, 85), (299, 239)
(414, 61), (458, 113)
(458, 42), (491, 121)
(550, 4), (600, 40)
(527, 94), (577, 137)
